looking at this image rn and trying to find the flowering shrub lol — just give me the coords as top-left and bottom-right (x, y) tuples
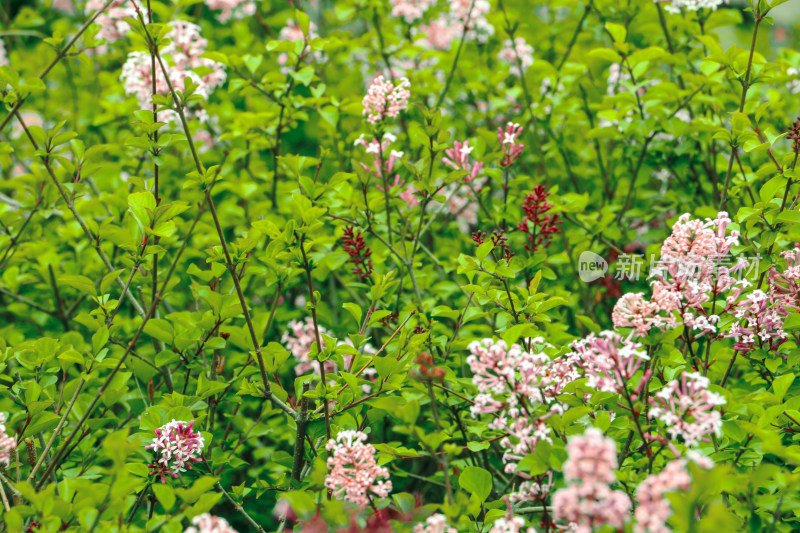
(1, 0), (800, 531)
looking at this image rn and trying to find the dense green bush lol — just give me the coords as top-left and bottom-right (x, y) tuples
(1, 0), (800, 531)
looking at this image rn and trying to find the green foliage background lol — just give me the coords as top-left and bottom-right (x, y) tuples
(1, 0), (800, 531)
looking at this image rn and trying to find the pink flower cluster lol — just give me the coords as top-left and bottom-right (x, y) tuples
(325, 430), (392, 505)
(552, 428), (630, 533)
(185, 513), (239, 533)
(390, 0), (437, 23)
(282, 317), (335, 375)
(146, 420), (205, 483)
(612, 292), (662, 337)
(568, 331), (651, 398)
(440, 139), (486, 229)
(489, 510), (535, 533)
(413, 513), (457, 533)
(725, 247), (800, 353)
(634, 459), (691, 533)
(420, 0), (494, 50)
(442, 140), (483, 181)
(467, 338), (579, 501)
(121, 21), (226, 123)
(648, 372), (725, 447)
(204, 0), (255, 22)
(498, 122), (524, 168)
(281, 318), (377, 390)
(0, 413), (16, 467)
(613, 212), (746, 338)
(362, 75), (411, 124)
(498, 38), (534, 76)
(85, 0), (135, 50)
(355, 132), (421, 210)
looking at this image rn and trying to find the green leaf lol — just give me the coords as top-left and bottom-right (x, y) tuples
(605, 22), (626, 43)
(773, 373), (794, 401)
(59, 275), (97, 297)
(476, 241), (493, 261)
(342, 302), (362, 324)
(152, 484), (175, 511)
(129, 191), (156, 231)
(92, 326), (109, 355)
(100, 269), (124, 294)
(458, 466), (492, 503)
(144, 319), (173, 344)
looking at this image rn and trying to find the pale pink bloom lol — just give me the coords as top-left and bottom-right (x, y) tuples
(563, 427), (618, 484)
(418, 0), (493, 50)
(272, 500), (297, 522)
(390, 0), (437, 23)
(569, 331), (651, 399)
(146, 420), (205, 483)
(498, 122), (524, 167)
(413, 513), (457, 533)
(400, 185), (420, 209)
(726, 247), (800, 354)
(204, 0), (255, 22)
(85, 0), (135, 50)
(121, 21), (226, 123)
(419, 18), (458, 50)
(51, 0), (75, 13)
(282, 317), (332, 375)
(0, 413), (16, 467)
(657, 0), (728, 15)
(442, 140), (483, 181)
(634, 460), (691, 533)
(362, 75), (411, 124)
(510, 472), (553, 503)
(185, 513), (238, 533)
(281, 318), (377, 386)
(325, 430), (392, 505)
(641, 212), (747, 337)
(489, 514), (533, 533)
(498, 37), (534, 76)
(0, 39), (6, 67)
(648, 372), (725, 447)
(552, 428), (630, 533)
(612, 292), (662, 337)
(553, 483), (630, 533)
(467, 338), (579, 501)
(448, 0), (494, 43)
(490, 497), (537, 533)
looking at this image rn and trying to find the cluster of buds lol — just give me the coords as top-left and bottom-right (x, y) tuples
(341, 226), (373, 279)
(412, 352), (446, 381)
(516, 185), (562, 252)
(788, 117), (800, 154)
(472, 229), (514, 262)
